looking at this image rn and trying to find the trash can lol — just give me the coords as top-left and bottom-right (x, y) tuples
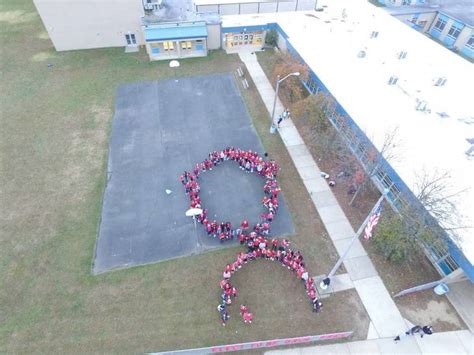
(270, 123), (278, 134)
(434, 283), (449, 295)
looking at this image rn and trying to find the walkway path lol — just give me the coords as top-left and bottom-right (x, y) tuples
(239, 50), (406, 338)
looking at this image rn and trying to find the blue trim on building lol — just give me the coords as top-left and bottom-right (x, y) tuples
(144, 22), (208, 42)
(429, 13), (448, 38)
(221, 24), (269, 33)
(461, 44), (473, 58)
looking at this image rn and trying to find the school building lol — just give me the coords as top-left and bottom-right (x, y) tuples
(33, 0), (317, 60)
(33, 0), (473, 284)
(379, 0), (474, 59)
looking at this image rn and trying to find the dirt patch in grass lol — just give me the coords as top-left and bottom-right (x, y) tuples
(256, 50), (465, 332)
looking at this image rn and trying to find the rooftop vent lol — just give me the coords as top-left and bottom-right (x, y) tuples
(370, 31), (379, 39)
(357, 50), (366, 58)
(434, 77), (447, 86)
(416, 100), (429, 112)
(465, 139), (474, 159)
(459, 117), (474, 125)
(398, 51), (407, 59)
(388, 76), (398, 85)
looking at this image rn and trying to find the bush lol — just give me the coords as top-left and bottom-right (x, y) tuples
(265, 29), (278, 47)
(372, 214), (421, 264)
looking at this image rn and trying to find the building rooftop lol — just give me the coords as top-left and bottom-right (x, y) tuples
(222, 0), (474, 269)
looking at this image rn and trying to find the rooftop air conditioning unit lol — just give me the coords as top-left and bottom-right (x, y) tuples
(416, 100), (428, 111)
(434, 77), (447, 86)
(388, 76), (398, 85)
(398, 51), (407, 59)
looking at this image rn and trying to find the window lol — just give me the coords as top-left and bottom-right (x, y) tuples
(305, 77), (319, 95)
(434, 18), (446, 31)
(163, 41), (174, 51)
(370, 31), (379, 39)
(466, 35), (474, 50)
(388, 76), (398, 85)
(447, 25), (462, 39)
(125, 33), (136, 45)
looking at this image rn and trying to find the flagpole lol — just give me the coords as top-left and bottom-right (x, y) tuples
(320, 190), (387, 290)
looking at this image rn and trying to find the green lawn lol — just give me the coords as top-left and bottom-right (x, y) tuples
(0, 0), (369, 352)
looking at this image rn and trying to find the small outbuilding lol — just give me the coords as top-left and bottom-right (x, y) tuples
(143, 21), (208, 61)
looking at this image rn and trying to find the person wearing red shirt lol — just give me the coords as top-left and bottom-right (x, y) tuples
(231, 287), (238, 297)
(241, 220), (249, 231)
(243, 312), (253, 324)
(240, 304), (247, 316)
(309, 288), (316, 301)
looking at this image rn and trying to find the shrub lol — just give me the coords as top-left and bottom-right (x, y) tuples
(265, 29), (278, 47)
(372, 213), (421, 264)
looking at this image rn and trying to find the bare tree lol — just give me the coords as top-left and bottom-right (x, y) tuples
(412, 169), (468, 242)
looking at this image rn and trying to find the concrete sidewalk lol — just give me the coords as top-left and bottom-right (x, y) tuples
(239, 51), (407, 339)
(265, 330), (473, 355)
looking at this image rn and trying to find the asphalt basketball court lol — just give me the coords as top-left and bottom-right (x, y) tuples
(93, 73), (294, 273)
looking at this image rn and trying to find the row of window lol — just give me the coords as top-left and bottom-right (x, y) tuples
(150, 39), (205, 54)
(433, 18), (463, 40)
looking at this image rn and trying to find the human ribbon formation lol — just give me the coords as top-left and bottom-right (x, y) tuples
(180, 148), (322, 326)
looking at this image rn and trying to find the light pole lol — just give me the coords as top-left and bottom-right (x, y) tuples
(270, 72), (300, 134)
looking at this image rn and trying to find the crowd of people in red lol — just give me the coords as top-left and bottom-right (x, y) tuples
(217, 236), (323, 326)
(180, 148), (281, 242)
(181, 149), (322, 326)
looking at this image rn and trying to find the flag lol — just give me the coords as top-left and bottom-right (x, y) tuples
(364, 199), (384, 240)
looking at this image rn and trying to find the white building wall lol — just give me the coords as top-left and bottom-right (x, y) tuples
(258, 2), (278, 13)
(196, 4), (219, 13)
(33, 0), (144, 51)
(454, 26), (473, 49)
(296, 0), (317, 10)
(206, 23), (222, 49)
(240, 3), (259, 14)
(278, 1), (297, 12)
(220, 4), (239, 15)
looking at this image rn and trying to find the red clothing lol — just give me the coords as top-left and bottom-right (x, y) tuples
(243, 312), (253, 322)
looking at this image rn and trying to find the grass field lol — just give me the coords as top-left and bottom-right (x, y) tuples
(1, 0), (370, 352)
